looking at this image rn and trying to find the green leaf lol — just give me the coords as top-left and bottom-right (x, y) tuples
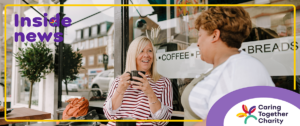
(54, 43), (84, 82)
(14, 41), (54, 84)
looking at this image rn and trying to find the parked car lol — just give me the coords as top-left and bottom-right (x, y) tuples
(89, 69), (114, 96)
(62, 81), (79, 92)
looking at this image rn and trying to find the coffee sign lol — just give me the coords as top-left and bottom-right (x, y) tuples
(156, 36), (300, 79)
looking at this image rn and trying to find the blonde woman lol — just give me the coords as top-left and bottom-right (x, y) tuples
(103, 36), (173, 126)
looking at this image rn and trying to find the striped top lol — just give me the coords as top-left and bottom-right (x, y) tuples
(103, 75), (173, 126)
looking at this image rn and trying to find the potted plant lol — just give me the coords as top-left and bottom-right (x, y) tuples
(14, 42), (54, 109)
(55, 44), (83, 95)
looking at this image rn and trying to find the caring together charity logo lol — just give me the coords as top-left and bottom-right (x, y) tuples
(236, 105), (257, 124)
(50, 19), (57, 26)
(236, 104), (287, 125)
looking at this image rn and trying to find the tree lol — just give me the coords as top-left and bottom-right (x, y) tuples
(55, 44), (83, 95)
(14, 42), (54, 109)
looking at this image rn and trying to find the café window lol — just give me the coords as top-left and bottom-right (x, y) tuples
(89, 56), (94, 65)
(128, 4), (300, 115)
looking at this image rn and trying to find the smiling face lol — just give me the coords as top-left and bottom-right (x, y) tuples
(136, 43), (154, 74)
(197, 27), (215, 63)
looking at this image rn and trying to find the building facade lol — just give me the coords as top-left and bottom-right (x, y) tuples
(71, 21), (114, 89)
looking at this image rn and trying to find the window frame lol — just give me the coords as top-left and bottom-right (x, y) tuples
(101, 23), (107, 34)
(82, 57), (86, 66)
(89, 55), (94, 66)
(89, 39), (94, 48)
(83, 28), (89, 38)
(97, 54), (103, 64)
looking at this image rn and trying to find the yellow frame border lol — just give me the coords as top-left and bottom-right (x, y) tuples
(4, 4), (296, 123)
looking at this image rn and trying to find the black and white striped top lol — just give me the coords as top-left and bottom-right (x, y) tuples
(103, 75), (173, 126)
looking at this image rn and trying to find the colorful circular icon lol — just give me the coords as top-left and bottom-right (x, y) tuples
(207, 86), (300, 126)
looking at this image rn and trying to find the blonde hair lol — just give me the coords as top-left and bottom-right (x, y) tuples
(124, 36), (161, 82)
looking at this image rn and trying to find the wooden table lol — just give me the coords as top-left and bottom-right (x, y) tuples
(0, 107), (51, 125)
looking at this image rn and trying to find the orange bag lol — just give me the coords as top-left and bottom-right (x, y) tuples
(62, 97), (89, 120)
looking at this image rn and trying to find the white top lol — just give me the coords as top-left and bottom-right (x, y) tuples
(189, 51), (275, 119)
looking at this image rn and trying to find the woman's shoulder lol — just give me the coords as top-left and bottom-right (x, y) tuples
(157, 76), (172, 85)
(229, 52), (265, 68)
(226, 52), (271, 76)
(158, 75), (169, 81)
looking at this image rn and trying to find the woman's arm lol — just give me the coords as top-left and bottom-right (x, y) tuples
(131, 73), (162, 113)
(110, 87), (125, 110)
(103, 78), (120, 120)
(103, 73), (131, 119)
(110, 73), (131, 110)
(147, 91), (162, 113)
(131, 74), (173, 125)
(153, 78), (173, 126)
